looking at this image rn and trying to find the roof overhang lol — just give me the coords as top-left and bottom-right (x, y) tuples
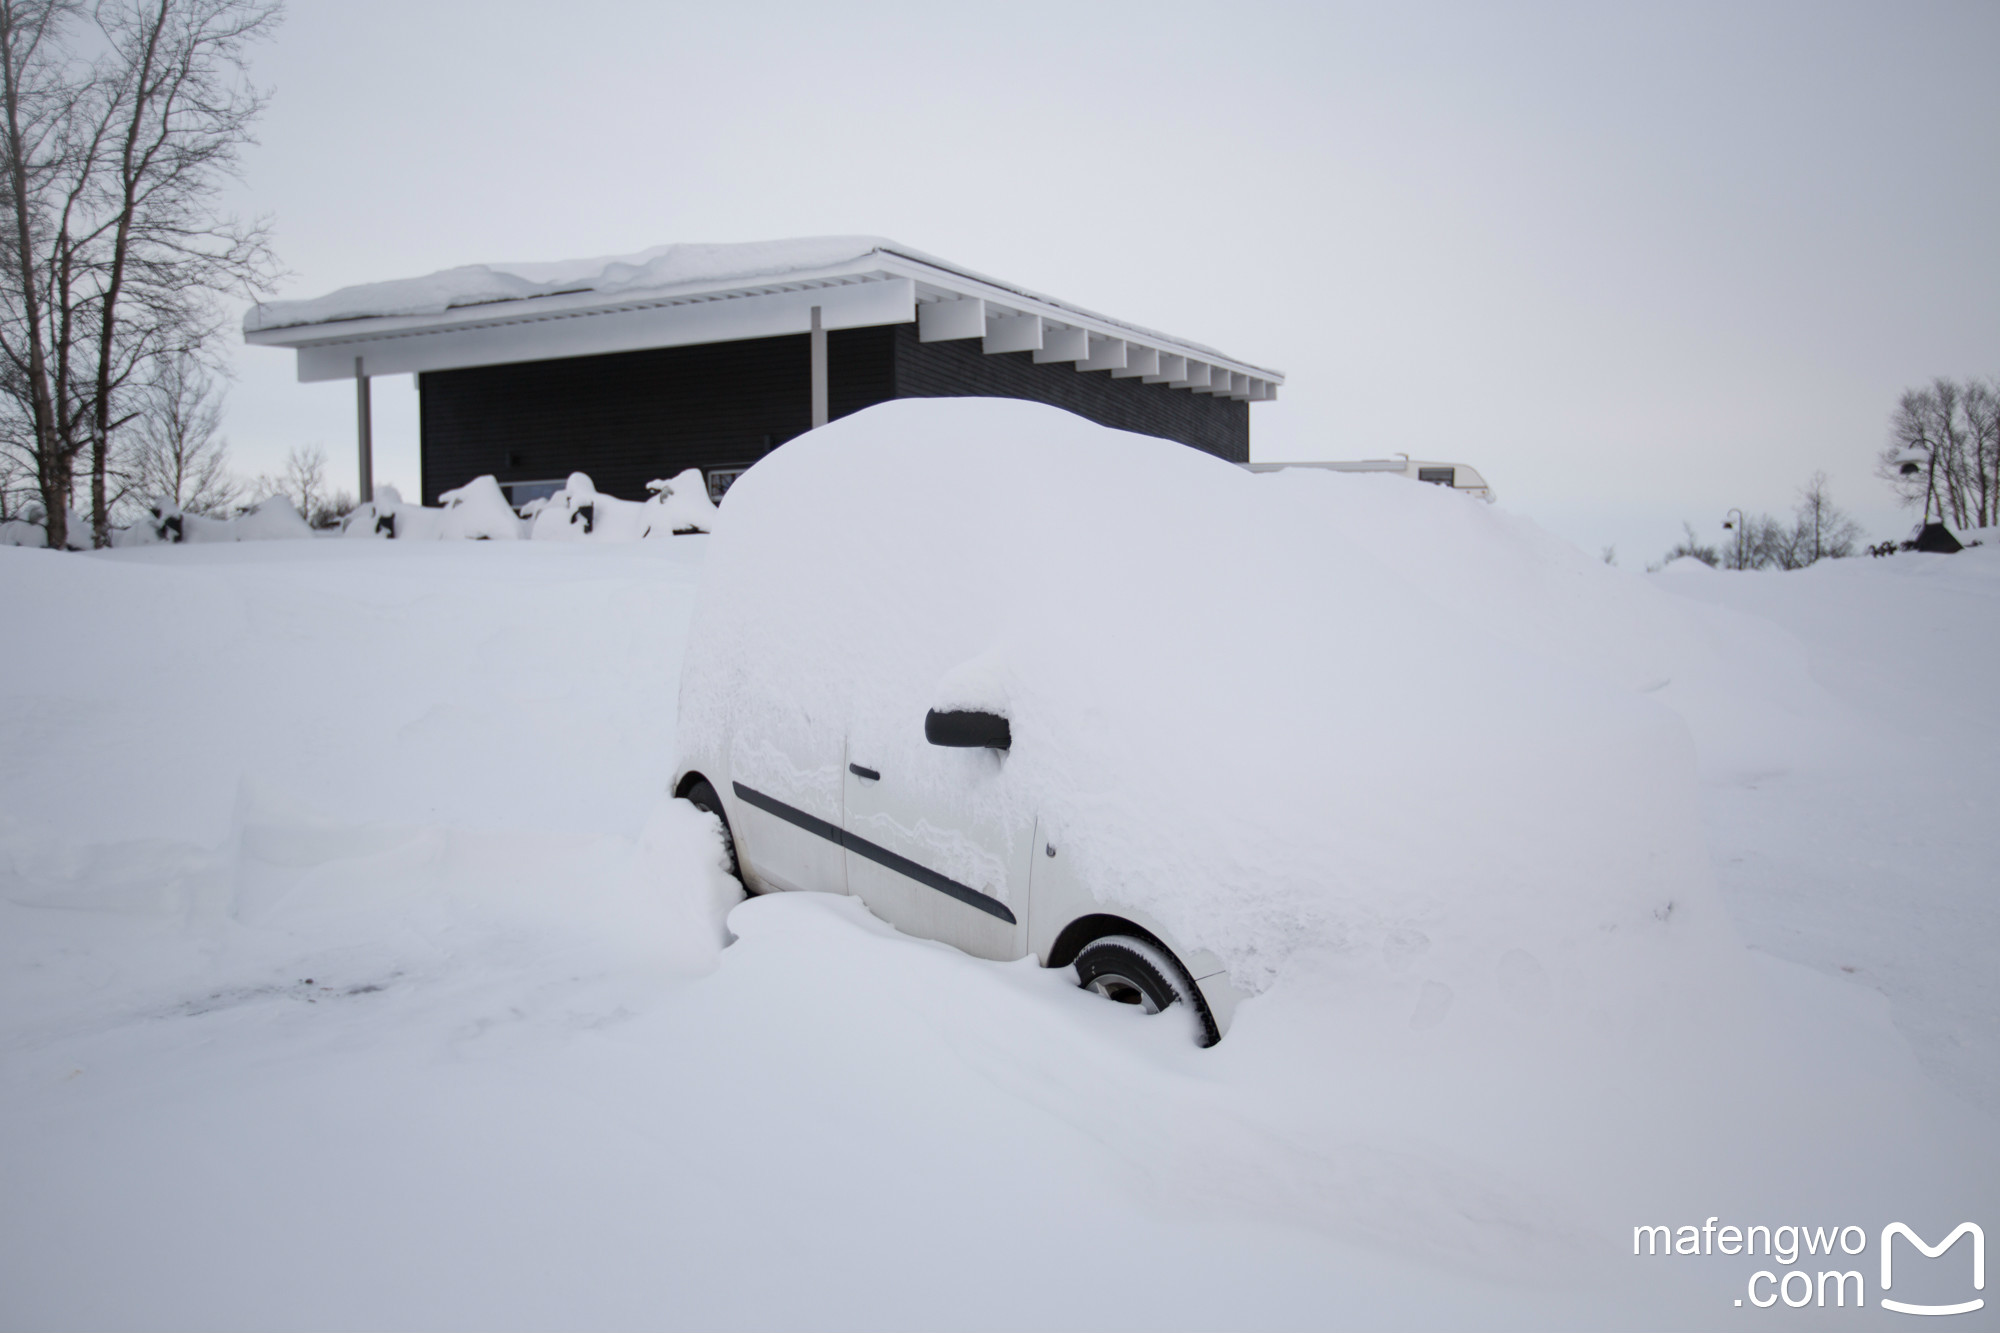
(243, 242), (1284, 403)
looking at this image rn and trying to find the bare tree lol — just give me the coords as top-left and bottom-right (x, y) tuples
(1793, 471), (1862, 562)
(1965, 378), (1998, 530)
(1663, 522), (1719, 567)
(279, 439), (319, 518)
(0, 0), (280, 551)
(126, 345), (231, 510)
(1666, 477), (1863, 573)
(0, 425), (27, 516)
(1879, 377), (1998, 530)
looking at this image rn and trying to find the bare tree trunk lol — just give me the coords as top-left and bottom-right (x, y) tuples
(0, 0), (73, 550)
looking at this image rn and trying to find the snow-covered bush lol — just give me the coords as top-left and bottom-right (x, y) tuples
(346, 478), (526, 541)
(529, 470), (717, 541)
(436, 475), (524, 540)
(339, 485), (409, 540)
(179, 494), (316, 542)
(642, 468), (719, 535)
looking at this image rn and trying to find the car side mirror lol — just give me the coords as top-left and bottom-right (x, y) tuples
(925, 708), (1011, 751)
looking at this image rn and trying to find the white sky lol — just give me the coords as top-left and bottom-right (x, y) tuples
(221, 0), (2000, 565)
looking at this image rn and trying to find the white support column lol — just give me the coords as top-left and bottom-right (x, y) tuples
(1113, 345), (1161, 379)
(810, 305), (828, 428)
(1032, 325), (1090, 364)
(918, 296), (986, 341)
(1172, 360), (1212, 390)
(355, 356), (373, 503)
(1145, 353), (1186, 385)
(983, 313), (1042, 355)
(1077, 337), (1127, 372)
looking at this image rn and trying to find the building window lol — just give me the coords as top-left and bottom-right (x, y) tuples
(706, 467), (751, 503)
(503, 479), (567, 509)
(1417, 467), (1456, 487)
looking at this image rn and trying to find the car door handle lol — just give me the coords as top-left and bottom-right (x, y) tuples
(848, 763), (880, 782)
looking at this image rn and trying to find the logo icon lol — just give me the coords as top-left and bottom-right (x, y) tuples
(1881, 1223), (1984, 1317)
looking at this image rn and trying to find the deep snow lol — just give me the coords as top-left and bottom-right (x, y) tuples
(0, 503), (1994, 1329)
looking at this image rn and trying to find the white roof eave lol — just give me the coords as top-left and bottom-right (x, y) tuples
(242, 239), (1284, 387)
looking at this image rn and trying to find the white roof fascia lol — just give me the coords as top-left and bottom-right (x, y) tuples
(245, 240), (1283, 389)
(869, 248), (1282, 384)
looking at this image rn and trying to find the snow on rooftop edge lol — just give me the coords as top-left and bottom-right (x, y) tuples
(238, 236), (1258, 369)
(242, 236), (897, 334)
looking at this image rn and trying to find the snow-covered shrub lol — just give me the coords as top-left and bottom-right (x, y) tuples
(339, 485), (404, 540)
(437, 475), (524, 540)
(528, 469), (718, 541)
(180, 494), (316, 542)
(326, 472), (712, 544)
(0, 516), (47, 547)
(640, 468), (719, 535)
(527, 473), (641, 541)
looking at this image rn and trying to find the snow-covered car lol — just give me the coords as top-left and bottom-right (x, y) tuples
(673, 398), (1720, 1047)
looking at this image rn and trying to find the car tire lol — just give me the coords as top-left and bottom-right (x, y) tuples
(1073, 934), (1218, 1046)
(681, 777), (743, 883)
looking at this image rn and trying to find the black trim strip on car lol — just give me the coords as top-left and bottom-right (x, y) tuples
(848, 763), (880, 781)
(731, 780), (1019, 925)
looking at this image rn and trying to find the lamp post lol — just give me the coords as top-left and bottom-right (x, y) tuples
(1722, 507), (1746, 569)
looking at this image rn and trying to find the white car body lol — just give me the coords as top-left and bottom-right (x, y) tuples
(1242, 458), (1496, 502)
(673, 398), (1717, 1050)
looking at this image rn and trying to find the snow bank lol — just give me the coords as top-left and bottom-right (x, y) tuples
(681, 398), (1745, 1025)
(1658, 554), (1716, 574)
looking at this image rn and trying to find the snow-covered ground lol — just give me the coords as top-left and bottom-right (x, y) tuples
(1, 526), (1994, 1330)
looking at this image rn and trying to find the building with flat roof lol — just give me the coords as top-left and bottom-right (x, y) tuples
(244, 237), (1284, 507)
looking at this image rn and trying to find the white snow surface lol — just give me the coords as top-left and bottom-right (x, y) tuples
(0, 438), (1994, 1329)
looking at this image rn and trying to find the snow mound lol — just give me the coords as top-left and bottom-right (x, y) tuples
(682, 398), (1744, 1020)
(1658, 555), (1717, 573)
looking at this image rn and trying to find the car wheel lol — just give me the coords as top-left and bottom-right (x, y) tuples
(1073, 934), (1217, 1046)
(681, 777), (742, 882)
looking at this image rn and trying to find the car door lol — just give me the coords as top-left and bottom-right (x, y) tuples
(723, 708), (848, 898)
(842, 714), (1034, 962)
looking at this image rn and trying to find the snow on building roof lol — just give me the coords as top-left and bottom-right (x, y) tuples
(242, 236), (1283, 402)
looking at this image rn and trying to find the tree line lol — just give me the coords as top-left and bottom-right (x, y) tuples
(1876, 377), (1998, 531)
(1660, 374), (1996, 571)
(1660, 471), (1865, 571)
(0, 0), (280, 550)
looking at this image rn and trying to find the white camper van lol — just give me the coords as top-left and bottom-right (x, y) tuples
(1242, 458), (1495, 502)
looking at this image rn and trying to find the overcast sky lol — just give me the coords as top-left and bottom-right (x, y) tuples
(221, 0), (2000, 564)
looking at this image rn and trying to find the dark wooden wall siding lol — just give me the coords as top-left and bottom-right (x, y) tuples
(418, 320), (1248, 502)
(889, 323), (1249, 462)
(419, 330), (881, 504)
